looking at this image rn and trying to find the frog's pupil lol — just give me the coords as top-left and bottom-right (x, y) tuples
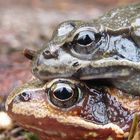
(76, 31), (95, 46)
(53, 87), (73, 100)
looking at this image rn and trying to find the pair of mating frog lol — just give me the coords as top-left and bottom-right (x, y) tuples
(6, 2), (140, 140)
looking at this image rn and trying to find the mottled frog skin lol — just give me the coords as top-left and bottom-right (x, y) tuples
(25, 2), (140, 95)
(6, 78), (140, 140)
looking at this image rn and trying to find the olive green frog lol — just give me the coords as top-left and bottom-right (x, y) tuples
(24, 2), (140, 95)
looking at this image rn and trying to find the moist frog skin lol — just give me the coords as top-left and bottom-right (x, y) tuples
(6, 78), (140, 140)
(24, 2), (140, 95)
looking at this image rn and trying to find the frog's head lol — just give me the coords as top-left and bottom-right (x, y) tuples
(24, 20), (139, 82)
(24, 20), (112, 81)
(6, 78), (140, 140)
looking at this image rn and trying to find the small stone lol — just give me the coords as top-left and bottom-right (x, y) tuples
(0, 111), (13, 130)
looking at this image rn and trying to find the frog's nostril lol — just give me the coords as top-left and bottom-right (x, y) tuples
(44, 50), (51, 55)
(18, 92), (31, 102)
(43, 50), (58, 59)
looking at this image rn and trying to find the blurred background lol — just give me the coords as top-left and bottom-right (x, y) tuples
(0, 0), (139, 139)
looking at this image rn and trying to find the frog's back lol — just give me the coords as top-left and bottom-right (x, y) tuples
(96, 2), (140, 29)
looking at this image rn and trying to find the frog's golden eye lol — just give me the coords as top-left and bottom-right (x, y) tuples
(47, 80), (83, 108)
(18, 92), (31, 102)
(72, 30), (102, 54)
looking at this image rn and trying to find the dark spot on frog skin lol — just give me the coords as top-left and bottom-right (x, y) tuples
(72, 61), (79, 67)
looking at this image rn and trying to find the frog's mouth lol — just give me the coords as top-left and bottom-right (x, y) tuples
(75, 66), (131, 80)
(33, 65), (131, 81)
(73, 58), (140, 80)
(33, 57), (139, 81)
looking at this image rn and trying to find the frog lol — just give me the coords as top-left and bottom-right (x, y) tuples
(6, 78), (140, 140)
(23, 2), (140, 95)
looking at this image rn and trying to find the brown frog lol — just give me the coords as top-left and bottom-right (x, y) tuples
(6, 78), (140, 140)
(24, 2), (140, 95)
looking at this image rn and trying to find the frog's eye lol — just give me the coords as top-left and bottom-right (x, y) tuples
(71, 30), (102, 54)
(47, 80), (83, 108)
(18, 92), (31, 102)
